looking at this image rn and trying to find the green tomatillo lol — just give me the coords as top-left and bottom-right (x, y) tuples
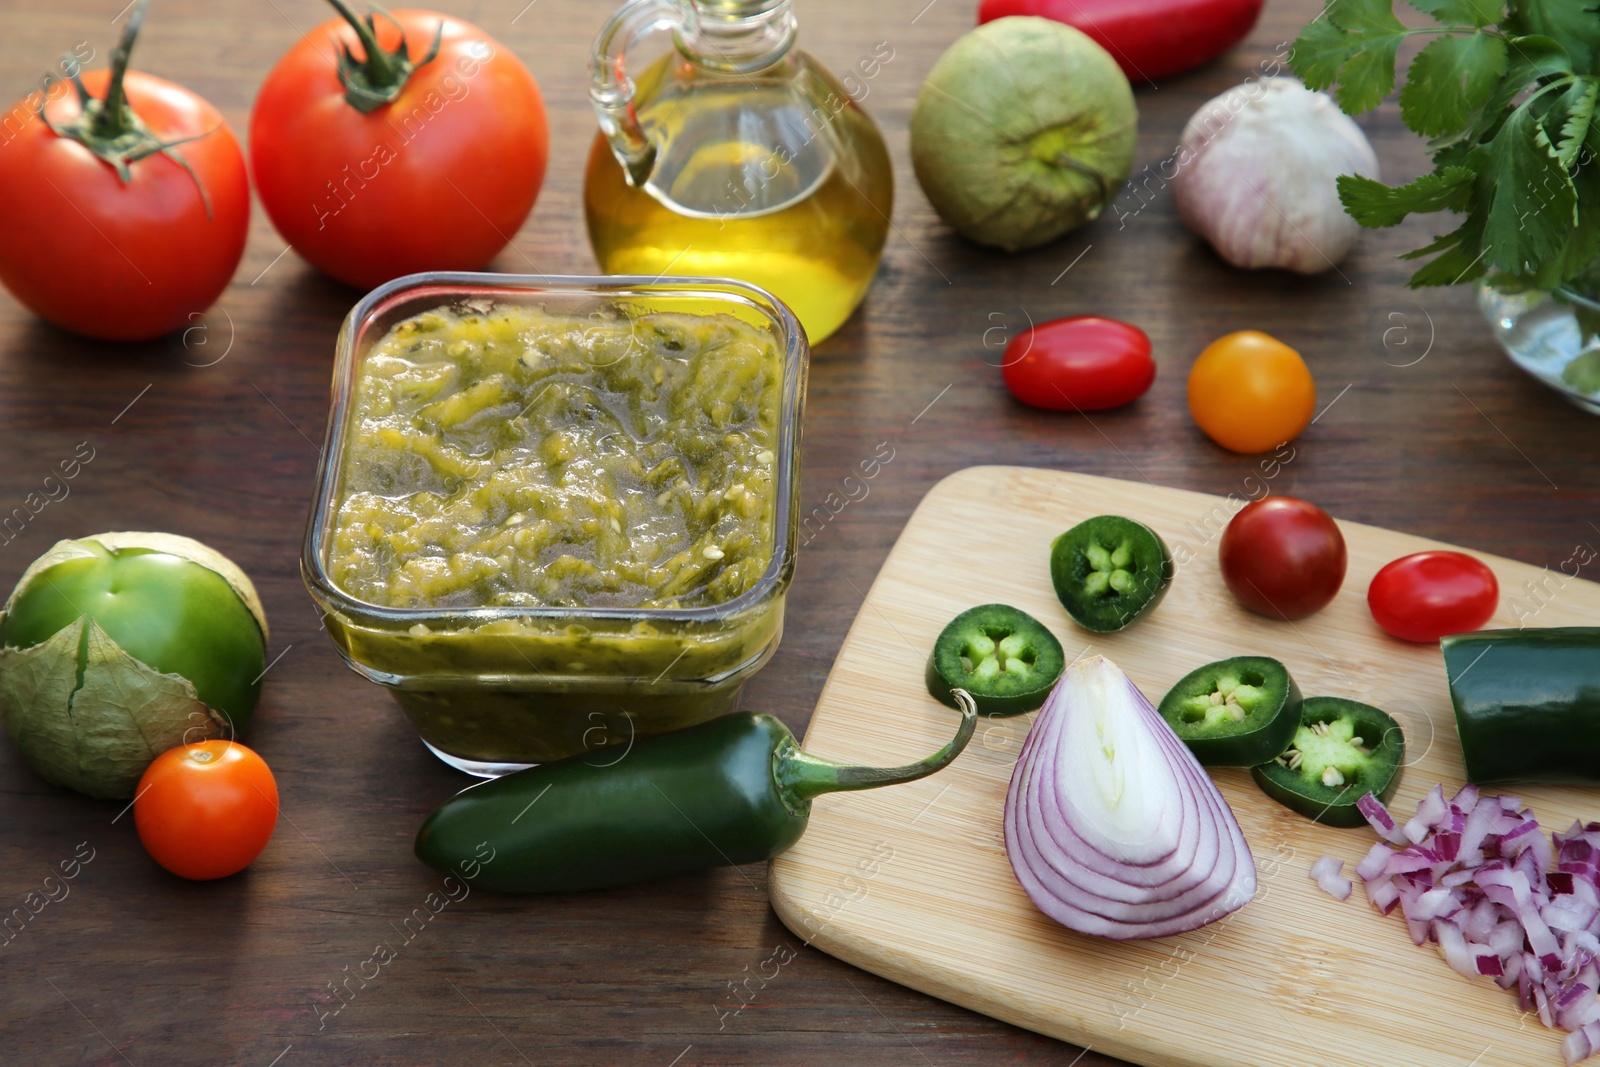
(909, 17), (1137, 251)
(0, 533), (268, 799)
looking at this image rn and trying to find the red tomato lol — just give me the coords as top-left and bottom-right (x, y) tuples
(1368, 551), (1499, 643)
(1002, 315), (1155, 411)
(134, 741), (278, 881)
(0, 70), (249, 341)
(250, 8), (548, 289)
(1219, 496), (1347, 620)
(978, 0), (1264, 82)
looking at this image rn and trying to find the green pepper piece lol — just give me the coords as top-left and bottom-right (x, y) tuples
(1250, 697), (1405, 828)
(1049, 515), (1172, 633)
(1443, 627), (1600, 785)
(2, 542), (266, 731)
(925, 604), (1065, 717)
(414, 695), (977, 893)
(1157, 655), (1302, 766)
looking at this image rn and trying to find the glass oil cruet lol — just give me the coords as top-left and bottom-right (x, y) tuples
(585, 0), (893, 344)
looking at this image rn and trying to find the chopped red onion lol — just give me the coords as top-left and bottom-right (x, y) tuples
(1405, 785), (1448, 844)
(1310, 856), (1352, 901)
(1356, 842), (1391, 882)
(1351, 789), (1600, 1062)
(1358, 792), (1408, 844)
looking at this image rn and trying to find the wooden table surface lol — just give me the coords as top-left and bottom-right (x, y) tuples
(2, 0), (1595, 1064)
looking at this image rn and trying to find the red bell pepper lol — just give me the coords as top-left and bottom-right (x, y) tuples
(976, 0), (1264, 83)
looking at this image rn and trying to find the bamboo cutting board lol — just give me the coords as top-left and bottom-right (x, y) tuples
(769, 466), (1600, 1067)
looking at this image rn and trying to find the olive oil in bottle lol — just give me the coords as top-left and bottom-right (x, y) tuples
(585, 0), (893, 344)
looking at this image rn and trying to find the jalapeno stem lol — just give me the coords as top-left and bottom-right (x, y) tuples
(775, 690), (977, 813)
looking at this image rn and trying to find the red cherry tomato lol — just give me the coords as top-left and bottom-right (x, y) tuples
(1367, 551), (1499, 643)
(1219, 496), (1347, 620)
(134, 741), (278, 881)
(250, 6), (549, 289)
(1002, 315), (1155, 411)
(0, 34), (249, 341)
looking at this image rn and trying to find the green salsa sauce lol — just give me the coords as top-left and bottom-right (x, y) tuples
(330, 303), (782, 611)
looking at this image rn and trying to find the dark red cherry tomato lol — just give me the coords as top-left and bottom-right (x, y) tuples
(1219, 497), (1347, 620)
(1001, 315), (1155, 411)
(977, 0), (1265, 82)
(1367, 551), (1499, 643)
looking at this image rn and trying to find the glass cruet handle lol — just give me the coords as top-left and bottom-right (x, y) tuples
(589, 0), (685, 188)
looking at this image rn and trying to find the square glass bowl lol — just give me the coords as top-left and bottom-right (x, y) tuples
(302, 272), (807, 776)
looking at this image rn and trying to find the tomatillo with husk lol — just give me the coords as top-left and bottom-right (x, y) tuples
(0, 533), (268, 799)
(909, 17), (1137, 252)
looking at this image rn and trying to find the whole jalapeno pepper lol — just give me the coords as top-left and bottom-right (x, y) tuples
(1442, 627), (1600, 785)
(415, 694), (977, 893)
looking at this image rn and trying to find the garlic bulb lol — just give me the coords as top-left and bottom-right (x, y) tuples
(1172, 78), (1378, 274)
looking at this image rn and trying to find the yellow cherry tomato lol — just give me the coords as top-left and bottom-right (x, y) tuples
(1187, 331), (1317, 453)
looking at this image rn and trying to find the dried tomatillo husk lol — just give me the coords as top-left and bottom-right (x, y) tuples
(0, 532), (266, 798)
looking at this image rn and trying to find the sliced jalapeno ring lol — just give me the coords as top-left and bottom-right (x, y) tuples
(1158, 655), (1302, 766)
(1250, 696), (1405, 828)
(925, 603), (1065, 717)
(1050, 515), (1172, 633)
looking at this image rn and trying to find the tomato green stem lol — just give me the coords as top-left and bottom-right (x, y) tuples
(774, 690), (976, 813)
(34, 0), (217, 216)
(88, 0), (145, 141)
(325, 0), (443, 114)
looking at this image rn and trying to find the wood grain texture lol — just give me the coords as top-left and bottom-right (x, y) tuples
(772, 466), (1600, 1067)
(0, 0), (1596, 1063)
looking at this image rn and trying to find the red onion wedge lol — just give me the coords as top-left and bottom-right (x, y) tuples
(1004, 654), (1256, 940)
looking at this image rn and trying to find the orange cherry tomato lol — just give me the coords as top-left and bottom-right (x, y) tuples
(134, 741), (278, 881)
(1187, 331), (1316, 454)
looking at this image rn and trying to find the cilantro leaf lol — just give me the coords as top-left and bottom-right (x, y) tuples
(1562, 349), (1600, 390)
(1535, 146), (1600, 287)
(1482, 105), (1579, 274)
(1292, 16), (1364, 89)
(1464, 36), (1573, 154)
(1299, 0), (1600, 293)
(1337, 166), (1477, 226)
(1332, 0), (1418, 37)
(1289, 0), (1410, 112)
(1406, 0), (1502, 27)
(1553, 77), (1598, 168)
(1507, 0), (1600, 72)
(1573, 300), (1600, 347)
(1402, 216), (1489, 285)
(1566, 263), (1600, 342)
(1400, 32), (1510, 135)
(1336, 35), (1409, 113)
